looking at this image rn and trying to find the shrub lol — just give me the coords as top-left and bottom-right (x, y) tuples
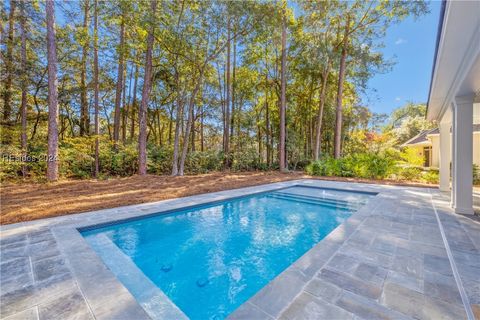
(396, 166), (423, 181)
(400, 147), (424, 166)
(474, 164), (480, 185)
(231, 148), (271, 172)
(422, 169), (439, 184)
(148, 146), (172, 175)
(59, 136), (96, 179)
(185, 150), (223, 174)
(305, 152), (397, 180)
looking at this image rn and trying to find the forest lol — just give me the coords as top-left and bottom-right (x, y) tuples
(1, 0), (436, 183)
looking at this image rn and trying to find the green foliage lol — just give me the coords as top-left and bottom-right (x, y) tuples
(305, 152), (397, 180)
(474, 164), (480, 185)
(148, 146), (173, 175)
(2, 0), (431, 183)
(185, 151), (223, 174)
(422, 169), (439, 184)
(400, 147), (424, 166)
(386, 103), (436, 145)
(395, 166), (422, 181)
(59, 137), (95, 179)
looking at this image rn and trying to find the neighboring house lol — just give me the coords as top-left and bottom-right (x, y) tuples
(402, 123), (480, 168)
(426, 1), (479, 215)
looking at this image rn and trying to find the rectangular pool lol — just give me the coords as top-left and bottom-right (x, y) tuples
(81, 186), (374, 319)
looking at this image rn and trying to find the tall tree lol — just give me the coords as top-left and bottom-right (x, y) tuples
(93, 0), (100, 177)
(130, 60), (139, 140)
(113, 6), (126, 145)
(332, 1), (428, 158)
(314, 60), (330, 160)
(334, 16), (349, 159)
(224, 16), (232, 169)
(46, 0), (59, 181)
(138, 0), (157, 175)
(170, 0), (186, 176)
(279, 4), (287, 171)
(79, 0), (90, 136)
(19, 1), (28, 177)
(2, 0), (16, 138)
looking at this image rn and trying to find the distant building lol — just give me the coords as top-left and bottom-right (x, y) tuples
(402, 122), (480, 168)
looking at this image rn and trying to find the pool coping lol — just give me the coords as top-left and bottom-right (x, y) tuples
(2, 179), (475, 319)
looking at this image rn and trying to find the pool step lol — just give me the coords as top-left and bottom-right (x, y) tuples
(271, 191), (362, 208)
(267, 193), (357, 211)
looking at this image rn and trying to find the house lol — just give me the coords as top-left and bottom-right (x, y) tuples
(402, 122), (480, 168)
(427, 0), (479, 215)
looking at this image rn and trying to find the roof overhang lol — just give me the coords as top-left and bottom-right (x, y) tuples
(426, 1), (480, 122)
(402, 141), (431, 148)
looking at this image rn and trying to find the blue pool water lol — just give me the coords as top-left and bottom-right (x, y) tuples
(82, 186), (373, 319)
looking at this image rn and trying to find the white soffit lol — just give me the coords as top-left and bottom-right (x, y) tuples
(427, 1), (480, 122)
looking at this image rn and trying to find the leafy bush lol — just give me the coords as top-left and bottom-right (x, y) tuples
(305, 152), (397, 180)
(148, 146), (173, 175)
(185, 150), (223, 174)
(400, 147), (424, 166)
(396, 166), (423, 181)
(474, 164), (480, 185)
(232, 148), (270, 172)
(59, 137), (96, 179)
(422, 169), (439, 184)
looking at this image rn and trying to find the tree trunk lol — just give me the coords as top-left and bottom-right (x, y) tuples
(113, 13), (125, 145)
(314, 61), (330, 161)
(125, 59), (133, 141)
(279, 8), (287, 171)
(3, 0), (16, 126)
(46, 0), (59, 181)
(190, 106), (195, 152)
(138, 0), (157, 175)
(80, 0), (89, 136)
(266, 94), (271, 167)
(230, 26), (236, 152)
(170, 0), (186, 176)
(20, 2), (27, 178)
(130, 62), (139, 140)
(257, 111), (262, 162)
(171, 73), (182, 176)
(168, 105), (173, 144)
(93, 0), (100, 177)
(224, 17), (231, 169)
(121, 63), (128, 142)
(334, 19), (350, 159)
(178, 72), (204, 176)
(200, 104), (204, 152)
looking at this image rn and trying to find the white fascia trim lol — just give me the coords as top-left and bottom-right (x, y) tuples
(437, 23), (480, 121)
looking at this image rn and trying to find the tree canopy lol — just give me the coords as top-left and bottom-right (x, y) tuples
(0, 0), (430, 181)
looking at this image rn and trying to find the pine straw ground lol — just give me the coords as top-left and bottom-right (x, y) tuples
(1, 171), (435, 225)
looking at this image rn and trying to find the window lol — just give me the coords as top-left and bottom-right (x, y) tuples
(423, 146), (432, 167)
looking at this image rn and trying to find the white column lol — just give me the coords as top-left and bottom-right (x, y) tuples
(439, 121), (451, 191)
(451, 95), (474, 215)
(451, 103), (456, 208)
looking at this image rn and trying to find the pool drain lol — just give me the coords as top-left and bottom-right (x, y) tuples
(161, 264), (172, 272)
(196, 277), (209, 287)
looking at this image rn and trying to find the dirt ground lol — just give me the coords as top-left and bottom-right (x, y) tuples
(1, 171), (435, 225)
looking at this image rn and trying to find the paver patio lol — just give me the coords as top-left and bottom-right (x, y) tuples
(1, 180), (478, 320)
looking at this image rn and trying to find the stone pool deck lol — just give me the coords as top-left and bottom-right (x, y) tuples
(1, 180), (479, 320)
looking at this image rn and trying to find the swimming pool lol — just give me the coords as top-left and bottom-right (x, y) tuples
(82, 185), (374, 319)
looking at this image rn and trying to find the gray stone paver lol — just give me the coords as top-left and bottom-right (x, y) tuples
(336, 290), (411, 320)
(38, 290), (93, 320)
(279, 292), (355, 320)
(3, 307), (39, 320)
(1, 179), (478, 320)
